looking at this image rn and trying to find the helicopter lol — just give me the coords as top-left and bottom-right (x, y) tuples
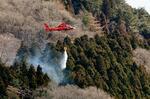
(44, 22), (75, 32)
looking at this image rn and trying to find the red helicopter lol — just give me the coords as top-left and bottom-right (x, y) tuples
(44, 22), (75, 32)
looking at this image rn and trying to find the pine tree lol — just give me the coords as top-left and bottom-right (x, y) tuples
(28, 65), (37, 89)
(43, 74), (50, 86)
(36, 65), (44, 86)
(102, 0), (111, 18)
(96, 55), (107, 78)
(0, 77), (6, 97)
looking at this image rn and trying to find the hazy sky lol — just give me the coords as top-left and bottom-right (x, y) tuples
(125, 0), (150, 14)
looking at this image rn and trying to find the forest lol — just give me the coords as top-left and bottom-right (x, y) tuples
(0, 0), (150, 99)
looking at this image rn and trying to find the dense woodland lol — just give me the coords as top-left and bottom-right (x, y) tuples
(63, 0), (150, 98)
(0, 60), (50, 98)
(1, 0), (150, 99)
(61, 34), (150, 98)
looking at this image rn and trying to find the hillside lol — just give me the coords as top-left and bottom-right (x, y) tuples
(0, 0), (150, 99)
(0, 0), (103, 64)
(0, 0), (102, 44)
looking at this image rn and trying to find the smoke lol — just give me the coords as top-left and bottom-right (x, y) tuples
(19, 44), (68, 84)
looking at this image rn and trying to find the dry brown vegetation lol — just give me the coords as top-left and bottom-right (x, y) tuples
(0, 0), (103, 45)
(7, 85), (20, 99)
(0, 0), (103, 68)
(133, 48), (150, 73)
(34, 84), (113, 99)
(0, 33), (21, 65)
(0, 0), (79, 44)
(0, 0), (80, 63)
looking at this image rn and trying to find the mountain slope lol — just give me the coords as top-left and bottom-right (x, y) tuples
(0, 0), (103, 44)
(0, 0), (150, 99)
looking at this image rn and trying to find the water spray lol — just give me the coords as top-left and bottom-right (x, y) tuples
(60, 47), (68, 70)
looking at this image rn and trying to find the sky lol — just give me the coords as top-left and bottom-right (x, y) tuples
(125, 0), (150, 14)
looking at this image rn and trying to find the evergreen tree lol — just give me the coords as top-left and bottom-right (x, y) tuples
(102, 0), (111, 18)
(43, 74), (50, 86)
(36, 65), (44, 86)
(0, 77), (6, 97)
(28, 65), (37, 89)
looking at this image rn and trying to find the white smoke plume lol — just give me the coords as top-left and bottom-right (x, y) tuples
(27, 46), (68, 84)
